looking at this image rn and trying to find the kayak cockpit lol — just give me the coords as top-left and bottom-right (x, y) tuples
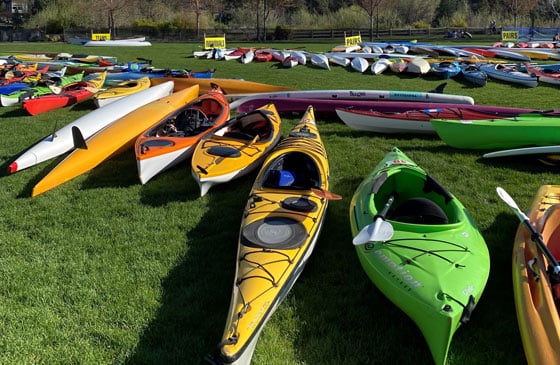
(374, 167), (461, 226)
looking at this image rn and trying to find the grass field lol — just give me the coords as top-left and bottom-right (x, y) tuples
(0, 39), (558, 364)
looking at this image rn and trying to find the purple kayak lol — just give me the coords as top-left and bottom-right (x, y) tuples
(235, 97), (541, 118)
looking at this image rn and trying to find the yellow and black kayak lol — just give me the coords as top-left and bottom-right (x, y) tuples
(209, 106), (338, 365)
(191, 103), (282, 196)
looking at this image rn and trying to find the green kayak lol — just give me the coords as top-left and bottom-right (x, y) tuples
(349, 147), (490, 365)
(0, 72), (84, 107)
(430, 113), (560, 149)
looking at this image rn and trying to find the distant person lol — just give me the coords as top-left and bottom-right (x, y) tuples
(554, 33), (560, 41)
(489, 20), (497, 34)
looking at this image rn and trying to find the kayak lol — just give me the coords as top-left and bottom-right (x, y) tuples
(229, 88), (475, 109)
(211, 106), (336, 365)
(31, 85), (199, 197)
(509, 185), (560, 365)
(430, 113), (560, 149)
(335, 107), (517, 135)
(191, 103), (282, 196)
(150, 77), (296, 96)
(93, 76), (151, 108)
(479, 63), (538, 87)
(135, 85), (230, 184)
(8, 81), (175, 174)
(235, 97), (538, 118)
(0, 72), (84, 107)
(349, 147), (490, 365)
(22, 71), (106, 115)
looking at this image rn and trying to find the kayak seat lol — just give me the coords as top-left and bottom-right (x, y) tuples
(243, 120), (270, 140)
(390, 197), (449, 225)
(175, 108), (210, 136)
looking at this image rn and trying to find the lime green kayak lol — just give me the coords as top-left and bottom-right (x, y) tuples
(430, 113), (560, 149)
(349, 147), (490, 365)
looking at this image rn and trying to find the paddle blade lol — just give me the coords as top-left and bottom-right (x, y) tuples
(496, 186), (529, 221)
(311, 188), (342, 200)
(353, 218), (394, 245)
(48, 84), (61, 94)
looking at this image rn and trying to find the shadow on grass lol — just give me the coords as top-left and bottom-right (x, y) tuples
(477, 153), (560, 173)
(123, 174), (255, 364)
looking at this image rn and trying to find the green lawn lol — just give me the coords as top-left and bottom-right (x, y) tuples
(0, 40), (557, 364)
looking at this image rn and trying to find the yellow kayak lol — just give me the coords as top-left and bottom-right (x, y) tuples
(191, 103), (282, 196)
(512, 185), (560, 365)
(210, 106), (338, 364)
(31, 85), (199, 197)
(150, 77), (296, 95)
(93, 76), (151, 107)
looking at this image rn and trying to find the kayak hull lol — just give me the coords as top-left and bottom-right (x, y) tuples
(215, 106), (330, 364)
(8, 81), (175, 174)
(31, 85), (199, 196)
(191, 103), (282, 196)
(350, 147), (490, 365)
(512, 185), (560, 365)
(135, 86), (230, 184)
(431, 114), (560, 149)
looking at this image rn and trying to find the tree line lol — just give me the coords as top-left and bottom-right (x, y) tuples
(19, 0), (560, 39)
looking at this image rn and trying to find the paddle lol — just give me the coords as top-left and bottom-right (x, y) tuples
(353, 195), (395, 245)
(84, 86), (106, 93)
(311, 188), (342, 201)
(496, 187), (560, 275)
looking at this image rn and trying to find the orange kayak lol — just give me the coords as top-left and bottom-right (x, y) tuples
(512, 185), (560, 365)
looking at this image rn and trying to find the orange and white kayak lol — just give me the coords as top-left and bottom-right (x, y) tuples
(31, 85), (199, 196)
(135, 85), (230, 184)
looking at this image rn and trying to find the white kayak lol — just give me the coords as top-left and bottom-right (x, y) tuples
(7, 81), (175, 174)
(350, 56), (369, 73)
(228, 87), (475, 109)
(483, 145), (560, 159)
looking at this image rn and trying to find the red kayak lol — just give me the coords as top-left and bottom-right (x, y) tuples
(23, 72), (106, 116)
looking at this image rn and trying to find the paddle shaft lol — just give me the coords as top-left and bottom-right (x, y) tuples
(497, 187), (560, 274)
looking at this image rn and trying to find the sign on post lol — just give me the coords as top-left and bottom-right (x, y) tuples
(501, 30), (518, 42)
(91, 33), (111, 41)
(344, 32), (362, 47)
(204, 33), (226, 50)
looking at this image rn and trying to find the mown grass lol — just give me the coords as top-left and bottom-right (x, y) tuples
(0, 40), (558, 364)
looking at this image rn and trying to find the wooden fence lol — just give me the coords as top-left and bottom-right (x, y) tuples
(1, 26), (493, 43)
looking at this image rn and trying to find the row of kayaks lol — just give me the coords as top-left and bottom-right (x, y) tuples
(336, 106), (560, 153)
(5, 78), (560, 364)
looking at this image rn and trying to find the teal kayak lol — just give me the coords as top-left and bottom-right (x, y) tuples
(349, 147), (490, 365)
(430, 113), (560, 149)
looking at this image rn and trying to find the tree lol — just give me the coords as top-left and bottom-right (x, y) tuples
(100, 0), (129, 37)
(502, 0), (538, 27)
(356, 0), (385, 40)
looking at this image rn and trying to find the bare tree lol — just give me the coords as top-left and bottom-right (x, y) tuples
(502, 0), (538, 27)
(356, 0), (385, 40)
(547, 0), (560, 24)
(101, 0), (129, 37)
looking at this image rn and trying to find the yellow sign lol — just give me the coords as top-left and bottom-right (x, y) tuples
(204, 34), (226, 50)
(501, 31), (518, 41)
(345, 34), (362, 47)
(91, 33), (111, 41)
